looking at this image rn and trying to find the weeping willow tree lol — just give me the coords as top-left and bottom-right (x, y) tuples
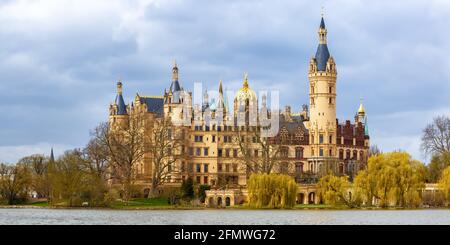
(247, 173), (297, 209)
(354, 152), (426, 208)
(439, 166), (450, 206)
(318, 174), (362, 208)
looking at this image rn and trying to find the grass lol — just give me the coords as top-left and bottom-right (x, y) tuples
(111, 198), (171, 209)
(28, 201), (50, 207)
(295, 204), (333, 209)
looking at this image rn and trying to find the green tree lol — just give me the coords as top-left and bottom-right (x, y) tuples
(247, 173), (297, 209)
(438, 166), (450, 206)
(318, 174), (361, 208)
(18, 154), (50, 199)
(48, 150), (87, 206)
(354, 152), (425, 208)
(48, 149), (110, 207)
(198, 185), (211, 203)
(427, 152), (450, 183)
(181, 177), (194, 200)
(0, 163), (31, 205)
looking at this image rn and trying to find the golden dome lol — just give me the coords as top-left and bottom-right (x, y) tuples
(358, 99), (365, 114)
(235, 73), (257, 102)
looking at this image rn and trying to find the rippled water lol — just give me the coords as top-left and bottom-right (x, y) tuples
(0, 209), (449, 225)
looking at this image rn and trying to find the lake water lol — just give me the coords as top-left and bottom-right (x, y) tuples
(0, 208), (449, 225)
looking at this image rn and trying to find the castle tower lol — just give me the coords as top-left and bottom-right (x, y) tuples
(164, 61), (191, 124)
(109, 80), (129, 127)
(308, 16), (338, 173)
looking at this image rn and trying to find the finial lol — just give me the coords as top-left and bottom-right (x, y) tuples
(117, 79), (123, 94)
(321, 6), (325, 18)
(173, 59), (177, 68)
(243, 72), (249, 88)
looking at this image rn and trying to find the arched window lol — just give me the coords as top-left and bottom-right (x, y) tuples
(360, 151), (364, 161)
(353, 150), (358, 160)
(346, 150), (351, 160)
(339, 149), (344, 160)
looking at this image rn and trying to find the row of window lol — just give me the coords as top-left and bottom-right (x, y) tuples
(192, 135), (257, 143)
(194, 125), (259, 132)
(279, 147), (304, 159)
(181, 163), (209, 173)
(310, 85), (334, 94)
(311, 134), (333, 144)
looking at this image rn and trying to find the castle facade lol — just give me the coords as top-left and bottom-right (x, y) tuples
(108, 16), (370, 202)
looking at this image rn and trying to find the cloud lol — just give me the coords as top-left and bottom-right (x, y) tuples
(0, 0), (449, 163)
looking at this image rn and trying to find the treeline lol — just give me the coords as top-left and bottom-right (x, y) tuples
(0, 148), (112, 207)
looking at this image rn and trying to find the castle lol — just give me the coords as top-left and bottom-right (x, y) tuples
(108, 16), (370, 205)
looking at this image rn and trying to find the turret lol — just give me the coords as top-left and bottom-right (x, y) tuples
(308, 15), (337, 162)
(357, 98), (366, 123)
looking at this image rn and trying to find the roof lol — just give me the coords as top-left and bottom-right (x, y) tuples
(139, 97), (164, 116)
(315, 44), (330, 71)
(170, 80), (181, 92)
(279, 116), (308, 134)
(320, 17), (326, 29)
(115, 94), (127, 115)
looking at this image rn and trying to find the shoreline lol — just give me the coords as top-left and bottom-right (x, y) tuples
(1, 205), (448, 211)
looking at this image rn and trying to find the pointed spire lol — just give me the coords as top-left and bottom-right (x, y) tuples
(315, 13), (330, 71)
(50, 148), (55, 162)
(320, 6), (326, 29)
(364, 116), (369, 136)
(219, 80), (223, 94)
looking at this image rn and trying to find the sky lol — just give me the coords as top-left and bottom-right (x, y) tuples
(0, 0), (449, 163)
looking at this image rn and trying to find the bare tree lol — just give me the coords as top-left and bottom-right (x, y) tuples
(83, 136), (109, 180)
(421, 116), (450, 156)
(148, 117), (183, 197)
(95, 112), (150, 203)
(235, 127), (284, 174)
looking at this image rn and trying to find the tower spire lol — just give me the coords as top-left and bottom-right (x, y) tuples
(50, 147), (55, 162)
(219, 80), (223, 94)
(243, 72), (249, 89)
(314, 13), (331, 72)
